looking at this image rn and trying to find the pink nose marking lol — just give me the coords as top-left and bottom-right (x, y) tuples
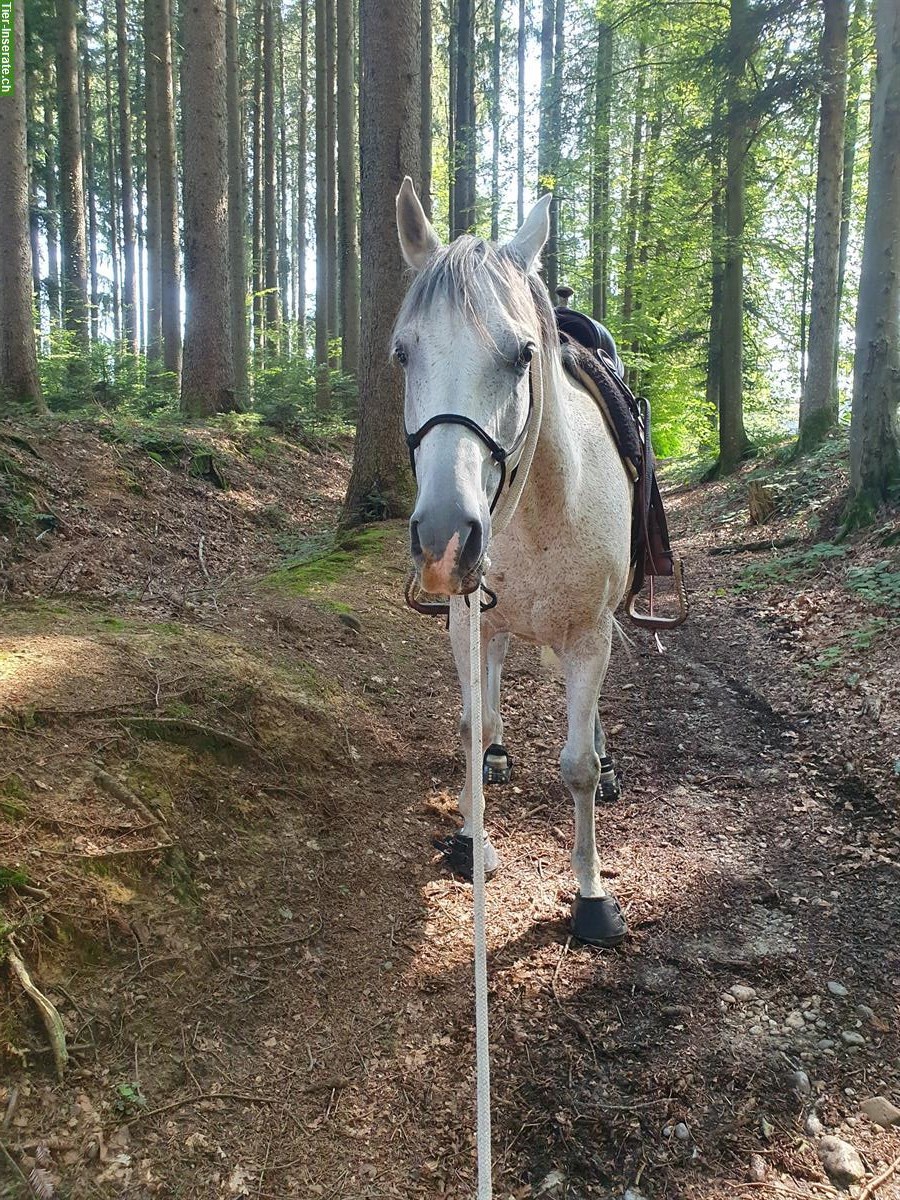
(420, 531), (460, 594)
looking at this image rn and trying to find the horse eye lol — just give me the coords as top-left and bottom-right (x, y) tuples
(394, 345), (409, 367)
(517, 344), (534, 370)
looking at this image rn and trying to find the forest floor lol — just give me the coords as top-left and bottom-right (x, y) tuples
(0, 414), (898, 1200)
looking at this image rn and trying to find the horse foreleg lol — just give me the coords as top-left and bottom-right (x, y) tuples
(442, 614), (500, 876)
(560, 620), (627, 946)
(483, 633), (513, 784)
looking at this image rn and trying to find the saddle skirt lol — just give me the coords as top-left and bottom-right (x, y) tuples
(554, 308), (689, 631)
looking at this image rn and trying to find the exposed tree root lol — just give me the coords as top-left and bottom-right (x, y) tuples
(5, 944), (68, 1080)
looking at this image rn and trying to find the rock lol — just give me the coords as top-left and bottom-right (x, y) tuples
(539, 1169), (566, 1194)
(623, 1190), (649, 1200)
(817, 1136), (866, 1188)
(674, 1123), (690, 1142)
(749, 1024), (764, 1036)
(818, 1039), (836, 1050)
(790, 1070), (812, 1097)
(842, 1030), (866, 1047)
(662, 1125), (674, 1138)
(856, 1004), (875, 1021)
(785, 1011), (807, 1031)
(860, 1096), (900, 1128)
(828, 981), (849, 998)
(722, 992), (737, 1005)
(337, 612), (363, 633)
(748, 1153), (767, 1182)
(805, 1111), (826, 1138)
(730, 985), (757, 1002)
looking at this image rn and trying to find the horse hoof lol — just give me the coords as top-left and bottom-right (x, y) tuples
(570, 893), (627, 948)
(483, 743), (512, 785)
(596, 756), (621, 804)
(433, 833), (498, 881)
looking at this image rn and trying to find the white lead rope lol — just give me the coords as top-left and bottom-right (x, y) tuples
(451, 351), (546, 1199)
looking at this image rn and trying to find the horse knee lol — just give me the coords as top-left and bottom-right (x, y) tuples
(560, 744), (600, 795)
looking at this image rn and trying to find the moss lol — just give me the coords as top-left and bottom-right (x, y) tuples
(0, 777), (29, 822)
(265, 526), (391, 597)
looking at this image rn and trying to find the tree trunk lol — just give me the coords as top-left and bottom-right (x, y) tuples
(0, 0), (45, 413)
(452, 0), (476, 235)
(490, 0), (501, 242)
(43, 79), (62, 328)
(421, 0), (433, 216)
(706, 139), (725, 427)
(517, 0), (525, 227)
(315, 0), (330, 404)
(341, 0), (420, 524)
(56, 0), (90, 350)
(251, 0), (263, 348)
(226, 0), (248, 398)
(590, 18), (612, 320)
(103, 2), (122, 340)
(144, 0), (162, 361)
(546, 0), (564, 295)
(325, 0), (338, 360)
(848, 0), (900, 510)
(337, 0), (360, 374)
(115, 0), (137, 350)
(620, 42), (647, 377)
(835, 0), (868, 388)
(296, 0), (308, 347)
(278, 16), (290, 336)
(799, 0), (850, 449)
(181, 0), (237, 416)
(719, 0), (753, 472)
(80, 5), (100, 343)
(263, 0), (280, 344)
(154, 0), (182, 378)
(447, 0), (456, 232)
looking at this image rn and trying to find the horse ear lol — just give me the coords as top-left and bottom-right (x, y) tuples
(396, 176), (441, 271)
(504, 193), (552, 272)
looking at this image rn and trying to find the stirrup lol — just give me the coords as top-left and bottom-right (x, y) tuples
(626, 558), (689, 630)
(483, 743), (512, 785)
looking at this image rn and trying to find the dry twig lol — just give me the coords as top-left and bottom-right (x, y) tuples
(859, 1152), (900, 1200)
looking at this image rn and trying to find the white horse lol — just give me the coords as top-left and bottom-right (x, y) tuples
(395, 178), (633, 946)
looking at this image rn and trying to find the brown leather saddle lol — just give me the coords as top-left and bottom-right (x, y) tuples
(555, 306), (688, 631)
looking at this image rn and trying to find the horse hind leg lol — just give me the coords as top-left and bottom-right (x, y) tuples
(483, 633), (513, 785)
(560, 621), (627, 948)
(594, 712), (621, 803)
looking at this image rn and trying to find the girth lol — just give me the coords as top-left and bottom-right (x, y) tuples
(558, 333), (688, 631)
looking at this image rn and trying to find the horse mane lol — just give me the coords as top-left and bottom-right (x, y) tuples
(394, 235), (560, 364)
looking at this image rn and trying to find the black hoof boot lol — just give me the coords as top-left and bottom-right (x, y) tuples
(595, 755), (621, 804)
(570, 893), (627, 948)
(483, 743), (512, 785)
(432, 833), (497, 881)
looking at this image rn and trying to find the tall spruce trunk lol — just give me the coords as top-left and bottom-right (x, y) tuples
(591, 18), (612, 320)
(144, 0), (163, 362)
(337, 0), (360, 374)
(718, 0), (753, 472)
(80, 7), (100, 342)
(421, 0), (433, 215)
(0, 0), (45, 412)
(103, 8), (122, 341)
(154, 0), (182, 378)
(799, 0), (850, 449)
(278, 16), (290, 332)
(251, 0), (263, 348)
(263, 0), (280, 344)
(325, 0), (338, 358)
(546, 0), (564, 295)
(835, 0), (868, 388)
(621, 44), (647, 384)
(848, 0), (900, 510)
(56, 0), (90, 350)
(181, 0), (237, 416)
(315, 0), (330, 404)
(452, 0), (476, 235)
(517, 0), (525, 226)
(341, 0), (420, 524)
(296, 0), (308, 347)
(226, 0), (248, 398)
(43, 80), (62, 327)
(490, 0), (501, 242)
(115, 0), (137, 350)
(706, 138), (725, 427)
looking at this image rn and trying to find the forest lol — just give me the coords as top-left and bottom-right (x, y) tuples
(1, 0), (899, 1195)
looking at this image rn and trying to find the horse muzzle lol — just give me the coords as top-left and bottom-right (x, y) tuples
(410, 512), (488, 595)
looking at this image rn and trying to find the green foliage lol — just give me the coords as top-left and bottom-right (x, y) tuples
(737, 542), (848, 591)
(266, 526), (391, 596)
(114, 1081), (148, 1113)
(845, 562), (900, 609)
(0, 865), (31, 890)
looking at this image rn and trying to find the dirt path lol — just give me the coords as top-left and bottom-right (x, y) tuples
(2, 431), (899, 1200)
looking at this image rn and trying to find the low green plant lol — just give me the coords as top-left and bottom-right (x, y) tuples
(736, 542), (848, 591)
(845, 561), (900, 609)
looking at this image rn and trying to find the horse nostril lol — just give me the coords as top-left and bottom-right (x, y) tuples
(409, 519), (423, 560)
(458, 519), (485, 575)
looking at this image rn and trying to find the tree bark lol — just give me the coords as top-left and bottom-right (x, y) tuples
(43, 79), (61, 327)
(315, 0), (330, 403)
(80, 4), (100, 343)
(706, 137), (725, 427)
(56, 0), (90, 349)
(621, 44), (647, 383)
(226, 0), (248, 398)
(590, 17), (612, 321)
(447, 0), (456, 232)
(848, 0), (900, 509)
(278, 11), (290, 333)
(719, 0), (753, 472)
(325, 0), (338, 360)
(153, 0), (182, 378)
(180, 0), (237, 416)
(452, 0), (476, 235)
(144, 0), (162, 361)
(799, 0), (850, 449)
(337, 0), (360, 374)
(0, 0), (45, 412)
(296, 0), (309, 347)
(115, 0), (137, 351)
(341, 0), (420, 524)
(421, 0), (433, 216)
(517, 0), (525, 227)
(263, 0), (280, 344)
(251, 0), (263, 348)
(490, 0), (502, 242)
(546, 0), (564, 295)
(103, 0), (122, 340)
(835, 0), (868, 388)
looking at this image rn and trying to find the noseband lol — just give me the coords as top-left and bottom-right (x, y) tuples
(404, 375), (534, 515)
